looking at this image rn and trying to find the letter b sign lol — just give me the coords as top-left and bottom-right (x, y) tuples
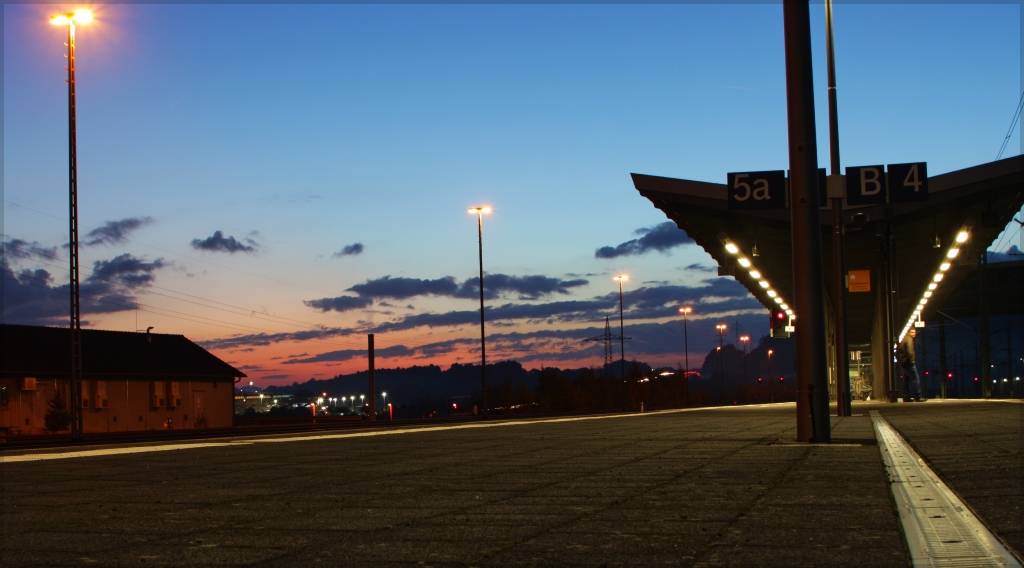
(845, 165), (886, 206)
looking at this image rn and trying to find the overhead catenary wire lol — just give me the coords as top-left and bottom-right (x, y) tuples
(4, 199), (504, 354)
(3, 239), (485, 354)
(4, 199), (337, 296)
(995, 90), (1024, 161)
(988, 209), (1024, 256)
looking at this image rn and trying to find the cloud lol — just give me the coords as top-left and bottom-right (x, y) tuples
(3, 237), (59, 261)
(2, 251), (167, 326)
(344, 274), (589, 302)
(284, 344), (415, 365)
(987, 246), (1023, 264)
(83, 217), (154, 247)
(595, 222), (695, 259)
(204, 279), (764, 354)
(89, 254), (166, 287)
(454, 274), (589, 300)
(333, 243), (364, 258)
(197, 326), (360, 351)
(190, 230), (258, 254)
(684, 263), (717, 273)
(348, 276), (459, 300)
(275, 310), (773, 370)
(304, 296), (374, 313)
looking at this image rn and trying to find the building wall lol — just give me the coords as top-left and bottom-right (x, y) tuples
(0, 377), (235, 435)
(0, 378), (53, 435)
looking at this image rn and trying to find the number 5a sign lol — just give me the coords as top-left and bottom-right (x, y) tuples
(846, 162), (927, 206)
(726, 170), (786, 210)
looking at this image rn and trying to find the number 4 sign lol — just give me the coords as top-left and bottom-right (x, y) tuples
(887, 162), (928, 203)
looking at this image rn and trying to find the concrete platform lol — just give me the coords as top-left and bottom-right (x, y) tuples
(1, 400), (1020, 566)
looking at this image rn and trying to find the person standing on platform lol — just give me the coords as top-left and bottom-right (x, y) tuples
(899, 329), (926, 402)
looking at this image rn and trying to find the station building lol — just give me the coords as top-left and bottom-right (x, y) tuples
(0, 324), (245, 435)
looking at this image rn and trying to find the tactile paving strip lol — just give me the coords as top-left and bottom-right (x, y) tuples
(872, 411), (1022, 567)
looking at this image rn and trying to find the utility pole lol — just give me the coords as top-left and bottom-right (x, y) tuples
(783, 0), (831, 442)
(368, 334), (376, 421)
(825, 0), (852, 417)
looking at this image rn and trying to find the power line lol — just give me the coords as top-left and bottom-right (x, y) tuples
(988, 207), (1024, 255)
(3, 198), (336, 295)
(995, 90), (1024, 161)
(4, 240), (457, 353)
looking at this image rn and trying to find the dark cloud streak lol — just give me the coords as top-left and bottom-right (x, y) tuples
(333, 243), (364, 258)
(83, 217), (154, 247)
(191, 231), (258, 254)
(595, 222), (694, 259)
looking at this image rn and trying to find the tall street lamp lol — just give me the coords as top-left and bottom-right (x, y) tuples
(716, 324), (727, 403)
(51, 9), (92, 442)
(740, 335), (750, 388)
(614, 275), (629, 411)
(767, 349), (775, 403)
(468, 206), (492, 417)
(679, 307), (692, 377)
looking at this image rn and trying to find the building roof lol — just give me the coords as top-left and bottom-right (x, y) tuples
(0, 324), (246, 380)
(631, 155), (1024, 347)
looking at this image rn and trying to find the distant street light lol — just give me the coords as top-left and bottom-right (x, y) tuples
(360, 394), (365, 412)
(679, 307), (692, 377)
(468, 206), (492, 417)
(767, 349), (775, 403)
(716, 324), (727, 403)
(614, 275), (629, 411)
(51, 8), (93, 442)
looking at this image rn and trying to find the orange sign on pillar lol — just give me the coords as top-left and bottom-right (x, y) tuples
(848, 270), (871, 293)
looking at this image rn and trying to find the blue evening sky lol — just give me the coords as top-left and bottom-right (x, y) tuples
(3, 3), (1021, 384)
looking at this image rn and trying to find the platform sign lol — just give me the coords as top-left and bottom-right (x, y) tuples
(845, 165), (886, 206)
(726, 170), (786, 210)
(848, 269), (871, 292)
(888, 162), (928, 203)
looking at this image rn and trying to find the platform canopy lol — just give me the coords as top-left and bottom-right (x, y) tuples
(631, 155), (1023, 348)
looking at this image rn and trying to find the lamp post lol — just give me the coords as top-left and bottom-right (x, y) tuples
(51, 9), (92, 442)
(614, 275), (629, 411)
(679, 307), (692, 377)
(468, 206), (492, 417)
(381, 391), (387, 418)
(740, 335), (750, 388)
(360, 394), (365, 414)
(767, 349), (775, 403)
(716, 324), (727, 403)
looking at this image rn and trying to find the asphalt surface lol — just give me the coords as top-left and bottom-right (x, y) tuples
(1, 400), (1020, 567)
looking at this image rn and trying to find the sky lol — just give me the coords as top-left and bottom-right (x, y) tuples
(3, 2), (1022, 387)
